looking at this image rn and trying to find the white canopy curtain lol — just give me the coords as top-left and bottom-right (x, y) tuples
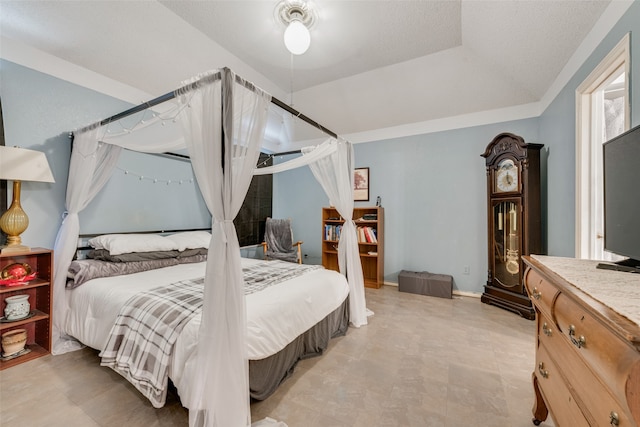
(304, 141), (369, 327)
(174, 70), (271, 427)
(52, 67), (366, 427)
(52, 127), (122, 354)
(254, 138), (369, 327)
(53, 69), (273, 427)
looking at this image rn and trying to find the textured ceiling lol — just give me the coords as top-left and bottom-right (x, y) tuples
(0, 1), (615, 151)
(159, 0), (463, 92)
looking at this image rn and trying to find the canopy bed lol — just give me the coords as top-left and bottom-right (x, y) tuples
(52, 68), (370, 427)
(66, 234), (350, 404)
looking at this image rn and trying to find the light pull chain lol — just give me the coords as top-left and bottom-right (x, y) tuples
(290, 52), (294, 107)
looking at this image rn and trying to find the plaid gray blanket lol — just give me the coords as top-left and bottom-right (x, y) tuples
(243, 260), (322, 294)
(100, 277), (204, 408)
(100, 260), (323, 407)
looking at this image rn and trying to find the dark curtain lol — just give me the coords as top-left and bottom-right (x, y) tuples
(234, 152), (272, 247)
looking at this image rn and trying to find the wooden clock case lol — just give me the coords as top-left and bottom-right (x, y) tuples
(481, 133), (544, 320)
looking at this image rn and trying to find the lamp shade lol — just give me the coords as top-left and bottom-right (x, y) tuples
(284, 19), (310, 55)
(0, 146), (55, 183)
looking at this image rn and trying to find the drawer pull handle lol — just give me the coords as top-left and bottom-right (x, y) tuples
(542, 322), (552, 337)
(569, 325), (586, 348)
(532, 287), (542, 300)
(537, 362), (548, 378)
(610, 411), (619, 426)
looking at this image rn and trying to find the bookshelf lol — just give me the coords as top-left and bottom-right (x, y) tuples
(322, 206), (384, 288)
(0, 248), (53, 369)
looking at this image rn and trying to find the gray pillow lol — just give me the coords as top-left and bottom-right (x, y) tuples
(177, 254), (208, 264)
(178, 248), (209, 258)
(88, 249), (181, 262)
(67, 258), (180, 288)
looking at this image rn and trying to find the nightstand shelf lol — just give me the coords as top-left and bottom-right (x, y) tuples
(0, 248), (53, 370)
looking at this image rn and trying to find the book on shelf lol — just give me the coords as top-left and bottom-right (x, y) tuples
(356, 226), (377, 243)
(364, 227), (373, 243)
(326, 222), (376, 243)
(325, 224), (342, 241)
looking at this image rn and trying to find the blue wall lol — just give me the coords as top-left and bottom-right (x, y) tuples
(79, 150), (210, 233)
(0, 60), (210, 246)
(540, 0), (640, 257)
(1, 60), (131, 247)
(274, 119), (539, 293)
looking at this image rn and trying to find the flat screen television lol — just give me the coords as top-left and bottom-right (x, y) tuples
(598, 123), (640, 273)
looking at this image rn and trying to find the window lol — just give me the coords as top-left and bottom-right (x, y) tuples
(575, 33), (630, 260)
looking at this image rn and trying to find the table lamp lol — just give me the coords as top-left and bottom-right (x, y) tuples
(0, 146), (55, 254)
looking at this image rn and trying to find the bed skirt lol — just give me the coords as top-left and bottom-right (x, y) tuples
(249, 296), (350, 400)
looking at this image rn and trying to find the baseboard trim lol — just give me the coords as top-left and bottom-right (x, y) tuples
(453, 290), (481, 298)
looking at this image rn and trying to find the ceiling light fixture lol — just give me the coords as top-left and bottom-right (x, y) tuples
(276, 0), (316, 55)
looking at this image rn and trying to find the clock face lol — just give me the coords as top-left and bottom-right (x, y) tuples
(495, 159), (518, 193)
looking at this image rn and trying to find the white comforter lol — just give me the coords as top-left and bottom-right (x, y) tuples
(65, 257), (349, 386)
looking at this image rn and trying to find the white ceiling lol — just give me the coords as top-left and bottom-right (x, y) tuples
(0, 1), (620, 152)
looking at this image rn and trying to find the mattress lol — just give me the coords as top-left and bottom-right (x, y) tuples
(65, 257), (350, 402)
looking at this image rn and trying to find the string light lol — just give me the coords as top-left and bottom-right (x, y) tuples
(256, 154), (276, 168)
(92, 89), (196, 141)
(115, 167), (194, 186)
(67, 99), (191, 160)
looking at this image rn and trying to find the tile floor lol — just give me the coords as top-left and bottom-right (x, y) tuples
(0, 286), (554, 427)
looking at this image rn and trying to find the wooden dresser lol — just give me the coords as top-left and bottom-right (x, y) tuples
(523, 255), (640, 427)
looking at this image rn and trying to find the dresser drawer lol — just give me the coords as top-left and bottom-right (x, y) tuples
(537, 312), (557, 343)
(555, 292), (640, 417)
(535, 343), (590, 427)
(525, 267), (559, 319)
(543, 311), (636, 427)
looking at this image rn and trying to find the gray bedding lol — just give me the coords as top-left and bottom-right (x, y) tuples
(249, 297), (349, 400)
(67, 258), (181, 288)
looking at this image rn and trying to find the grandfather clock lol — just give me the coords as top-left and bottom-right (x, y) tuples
(481, 133), (543, 320)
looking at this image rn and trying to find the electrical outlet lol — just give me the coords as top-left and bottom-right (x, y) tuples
(463, 265), (470, 275)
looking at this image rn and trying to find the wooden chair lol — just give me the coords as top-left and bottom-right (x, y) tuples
(261, 218), (303, 264)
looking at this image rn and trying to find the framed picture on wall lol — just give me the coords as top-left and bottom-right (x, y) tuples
(353, 167), (369, 201)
